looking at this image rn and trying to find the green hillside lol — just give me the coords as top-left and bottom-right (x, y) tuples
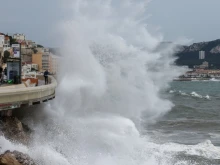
(175, 39), (220, 69)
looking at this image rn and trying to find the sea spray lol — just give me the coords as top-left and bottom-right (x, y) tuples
(41, 0), (185, 164)
(57, 0), (184, 120)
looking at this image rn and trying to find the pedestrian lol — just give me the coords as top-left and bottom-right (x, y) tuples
(0, 67), (2, 84)
(44, 70), (49, 85)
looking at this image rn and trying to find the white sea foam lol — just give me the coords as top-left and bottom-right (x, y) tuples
(208, 133), (220, 139)
(191, 91), (211, 100)
(179, 90), (188, 96)
(169, 90), (211, 100)
(169, 90), (175, 93)
(186, 140), (220, 159)
(210, 78), (220, 82)
(191, 91), (203, 98)
(153, 140), (220, 160)
(0, 136), (28, 154)
(204, 95), (210, 99)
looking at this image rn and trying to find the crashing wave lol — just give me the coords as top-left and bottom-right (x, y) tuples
(169, 90), (211, 100)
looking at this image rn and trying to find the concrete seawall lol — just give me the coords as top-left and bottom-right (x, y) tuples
(0, 76), (57, 113)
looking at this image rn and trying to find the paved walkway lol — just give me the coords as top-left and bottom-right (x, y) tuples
(0, 84), (12, 87)
(0, 83), (20, 88)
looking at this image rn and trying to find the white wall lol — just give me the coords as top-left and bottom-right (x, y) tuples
(13, 34), (25, 41)
(0, 35), (4, 47)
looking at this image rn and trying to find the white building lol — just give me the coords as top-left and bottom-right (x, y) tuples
(3, 45), (11, 52)
(36, 47), (44, 53)
(44, 48), (50, 53)
(200, 61), (209, 69)
(0, 35), (11, 51)
(49, 54), (60, 74)
(31, 64), (38, 71)
(13, 33), (26, 41)
(199, 51), (205, 59)
(0, 35), (4, 47)
(26, 40), (37, 48)
(22, 63), (39, 73)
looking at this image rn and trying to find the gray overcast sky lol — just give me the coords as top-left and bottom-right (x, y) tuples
(147, 0), (220, 42)
(0, 0), (219, 47)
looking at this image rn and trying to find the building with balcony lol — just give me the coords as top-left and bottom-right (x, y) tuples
(32, 53), (50, 72)
(26, 40), (37, 48)
(0, 34), (11, 57)
(0, 35), (4, 47)
(22, 63), (39, 73)
(4, 36), (10, 45)
(0, 34), (10, 47)
(21, 41), (28, 49)
(13, 33), (26, 41)
(42, 54), (50, 71)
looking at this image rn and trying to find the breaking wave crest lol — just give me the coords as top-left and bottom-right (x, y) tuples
(169, 90), (211, 100)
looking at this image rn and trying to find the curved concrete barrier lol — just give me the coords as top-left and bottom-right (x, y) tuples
(0, 76), (57, 111)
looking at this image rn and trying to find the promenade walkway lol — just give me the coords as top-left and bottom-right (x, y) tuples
(0, 75), (57, 114)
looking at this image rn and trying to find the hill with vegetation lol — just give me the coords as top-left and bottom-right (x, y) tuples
(175, 39), (220, 69)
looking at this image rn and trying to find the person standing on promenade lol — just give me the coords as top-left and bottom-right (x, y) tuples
(0, 67), (2, 84)
(44, 70), (49, 85)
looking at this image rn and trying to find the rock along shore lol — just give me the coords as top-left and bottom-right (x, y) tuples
(0, 116), (36, 165)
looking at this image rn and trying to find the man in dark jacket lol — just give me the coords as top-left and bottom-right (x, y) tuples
(44, 70), (49, 85)
(0, 67), (2, 84)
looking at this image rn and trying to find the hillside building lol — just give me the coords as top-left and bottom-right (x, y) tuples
(21, 41), (28, 49)
(22, 63), (39, 73)
(0, 35), (4, 47)
(32, 53), (48, 72)
(200, 61), (209, 69)
(32, 53), (50, 72)
(199, 51), (205, 59)
(0, 34), (11, 57)
(26, 40), (37, 48)
(13, 33), (26, 41)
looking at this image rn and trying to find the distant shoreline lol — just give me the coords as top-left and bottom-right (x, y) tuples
(173, 78), (220, 81)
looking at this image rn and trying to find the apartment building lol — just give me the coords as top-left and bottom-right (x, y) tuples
(32, 53), (42, 71)
(22, 63), (39, 73)
(42, 53), (50, 71)
(0, 35), (4, 47)
(32, 53), (49, 72)
(199, 51), (205, 59)
(13, 33), (26, 41)
(49, 54), (60, 74)
(0, 34), (10, 49)
(26, 40), (37, 48)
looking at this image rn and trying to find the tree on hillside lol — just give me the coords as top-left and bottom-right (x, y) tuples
(2, 51), (10, 63)
(8, 36), (16, 45)
(37, 44), (44, 48)
(32, 48), (38, 54)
